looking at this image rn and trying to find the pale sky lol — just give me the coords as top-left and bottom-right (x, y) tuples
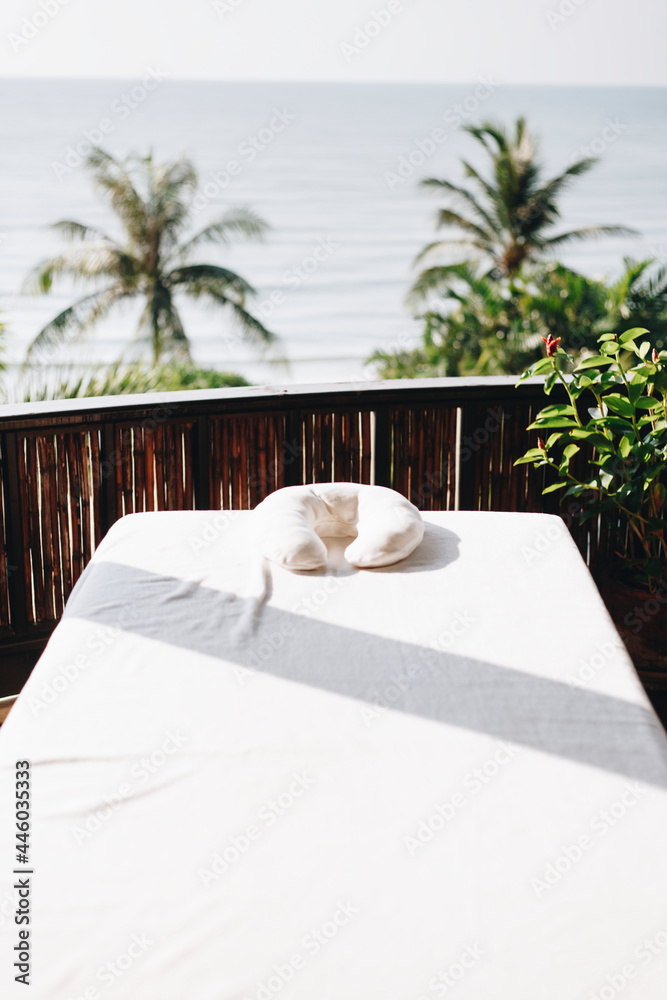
(1, 0), (666, 85)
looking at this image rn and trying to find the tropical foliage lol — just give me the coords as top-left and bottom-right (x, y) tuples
(24, 147), (276, 365)
(515, 327), (667, 589)
(13, 362), (249, 403)
(413, 117), (633, 287)
(372, 117), (647, 379)
(373, 259), (667, 379)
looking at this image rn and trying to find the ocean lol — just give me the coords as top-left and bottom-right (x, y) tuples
(0, 78), (665, 386)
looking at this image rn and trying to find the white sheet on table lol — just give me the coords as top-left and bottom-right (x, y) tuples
(1, 510), (666, 1000)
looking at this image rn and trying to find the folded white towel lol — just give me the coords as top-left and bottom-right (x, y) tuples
(253, 482), (425, 570)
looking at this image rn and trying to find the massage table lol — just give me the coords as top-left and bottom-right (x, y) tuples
(1, 508), (667, 999)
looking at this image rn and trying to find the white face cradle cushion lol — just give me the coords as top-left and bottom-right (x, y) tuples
(254, 483), (425, 571)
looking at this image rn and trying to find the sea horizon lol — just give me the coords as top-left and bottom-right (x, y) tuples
(1, 77), (666, 386)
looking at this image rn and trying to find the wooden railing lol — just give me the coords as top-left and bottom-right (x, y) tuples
(0, 376), (601, 691)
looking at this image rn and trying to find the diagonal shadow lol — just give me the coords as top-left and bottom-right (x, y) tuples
(59, 552), (667, 791)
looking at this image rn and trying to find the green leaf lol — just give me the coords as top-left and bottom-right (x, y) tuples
(546, 432), (562, 448)
(567, 430), (614, 452)
(627, 376), (647, 404)
(618, 436), (632, 459)
(597, 415), (635, 433)
(600, 341), (620, 356)
(563, 444), (580, 461)
(603, 393), (635, 418)
(638, 340), (652, 360)
(544, 371), (558, 395)
(531, 358), (555, 377)
(543, 481), (568, 495)
(619, 327), (649, 343)
(635, 396), (660, 410)
(575, 356), (615, 370)
(527, 418), (578, 429)
(538, 404), (576, 417)
(513, 454), (546, 467)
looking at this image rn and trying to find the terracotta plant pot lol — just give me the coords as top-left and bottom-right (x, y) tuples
(599, 577), (667, 685)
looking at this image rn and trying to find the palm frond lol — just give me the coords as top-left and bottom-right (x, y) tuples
(26, 286), (129, 358)
(226, 300), (278, 350)
(407, 262), (479, 305)
(420, 178), (499, 234)
(166, 263), (254, 302)
(87, 146), (148, 247)
(536, 157), (598, 200)
(460, 160), (498, 205)
(52, 220), (119, 245)
(178, 207), (268, 257)
(541, 225), (639, 248)
(413, 238), (487, 267)
(435, 209), (492, 244)
(147, 153), (198, 247)
(23, 245), (138, 294)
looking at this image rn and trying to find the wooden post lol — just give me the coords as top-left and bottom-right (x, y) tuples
(2, 433), (29, 637)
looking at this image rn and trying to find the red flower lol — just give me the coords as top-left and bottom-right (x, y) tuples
(537, 437), (546, 451)
(653, 348), (660, 363)
(542, 334), (561, 357)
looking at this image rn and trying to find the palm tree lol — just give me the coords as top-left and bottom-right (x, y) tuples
(24, 147), (276, 365)
(412, 117), (636, 298)
(603, 258), (667, 351)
